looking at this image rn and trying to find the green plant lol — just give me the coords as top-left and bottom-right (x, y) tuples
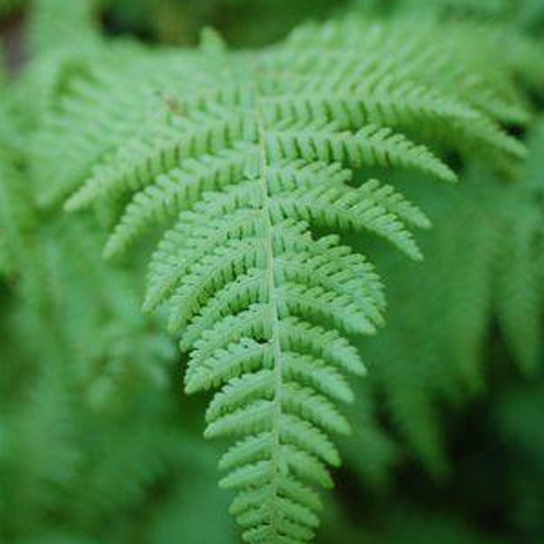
(1, 1), (544, 544)
(40, 13), (534, 543)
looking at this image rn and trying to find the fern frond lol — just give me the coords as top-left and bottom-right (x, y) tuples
(28, 0), (99, 55)
(286, 18), (533, 128)
(496, 209), (542, 374)
(58, 19), (529, 544)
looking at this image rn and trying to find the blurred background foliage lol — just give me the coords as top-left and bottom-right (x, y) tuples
(1, 1), (544, 543)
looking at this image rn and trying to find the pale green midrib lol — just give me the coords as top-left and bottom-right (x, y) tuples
(255, 94), (285, 536)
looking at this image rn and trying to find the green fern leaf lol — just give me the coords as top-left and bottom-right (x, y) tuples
(59, 19), (527, 544)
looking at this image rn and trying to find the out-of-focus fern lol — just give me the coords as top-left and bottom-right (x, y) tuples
(0, 200), (182, 543)
(394, 0), (513, 18)
(0, 105), (31, 277)
(27, 0), (99, 55)
(371, 0), (544, 32)
(11, 0), (105, 127)
(426, 170), (543, 386)
(1, 12), (185, 540)
(353, 112), (544, 477)
(416, 126), (543, 383)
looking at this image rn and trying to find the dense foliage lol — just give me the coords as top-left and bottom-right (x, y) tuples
(1, 1), (543, 544)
